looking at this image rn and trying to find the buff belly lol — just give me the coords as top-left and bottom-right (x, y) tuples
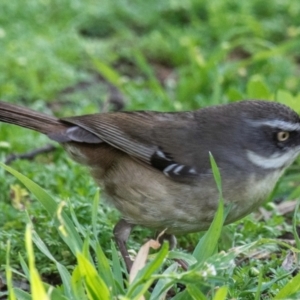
(100, 158), (283, 234)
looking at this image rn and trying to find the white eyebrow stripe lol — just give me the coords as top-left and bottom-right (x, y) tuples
(251, 120), (300, 131)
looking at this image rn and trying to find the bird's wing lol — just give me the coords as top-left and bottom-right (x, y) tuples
(56, 111), (211, 181)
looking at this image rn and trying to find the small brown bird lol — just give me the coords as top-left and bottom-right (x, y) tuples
(1, 100), (300, 270)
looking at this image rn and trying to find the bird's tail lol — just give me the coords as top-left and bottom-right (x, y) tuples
(0, 101), (67, 134)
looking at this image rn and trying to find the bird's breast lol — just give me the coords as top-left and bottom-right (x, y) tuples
(224, 169), (284, 224)
(93, 154), (284, 234)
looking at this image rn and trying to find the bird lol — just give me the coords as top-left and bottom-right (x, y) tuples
(0, 99), (300, 271)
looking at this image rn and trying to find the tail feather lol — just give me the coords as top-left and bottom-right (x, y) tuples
(0, 101), (67, 134)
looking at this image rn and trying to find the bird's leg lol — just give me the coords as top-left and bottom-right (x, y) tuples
(113, 219), (135, 272)
(158, 232), (177, 250)
(157, 232), (189, 270)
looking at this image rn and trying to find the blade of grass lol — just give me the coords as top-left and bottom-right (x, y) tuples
(76, 253), (111, 300)
(254, 270), (263, 300)
(25, 225), (49, 300)
(6, 241), (17, 300)
(168, 250), (197, 266)
(95, 242), (118, 294)
(134, 50), (169, 104)
(91, 58), (123, 90)
(192, 154), (224, 264)
(92, 188), (100, 238)
(71, 266), (87, 300)
(126, 242), (169, 299)
(274, 271), (300, 299)
(18, 254), (30, 280)
(172, 290), (193, 300)
(209, 152), (222, 196)
(27, 224), (74, 299)
(186, 284), (207, 300)
(13, 289), (31, 300)
(150, 263), (178, 300)
(292, 199), (300, 250)
(0, 163), (83, 255)
(111, 241), (125, 290)
(213, 286), (228, 300)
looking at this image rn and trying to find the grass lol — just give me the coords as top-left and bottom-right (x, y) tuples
(1, 0), (300, 298)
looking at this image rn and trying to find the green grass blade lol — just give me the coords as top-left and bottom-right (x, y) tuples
(172, 290), (193, 300)
(76, 253), (111, 300)
(213, 286), (228, 300)
(254, 270), (263, 300)
(0, 163), (83, 255)
(18, 254), (30, 279)
(25, 225), (49, 300)
(150, 263), (178, 300)
(168, 250), (197, 266)
(6, 241), (17, 300)
(95, 242), (117, 294)
(71, 266), (88, 300)
(91, 58), (123, 89)
(274, 271), (300, 299)
(134, 50), (169, 103)
(186, 284), (207, 300)
(192, 154), (224, 264)
(111, 241), (125, 290)
(92, 189), (100, 239)
(126, 242), (169, 299)
(13, 288), (32, 300)
(209, 152), (222, 196)
(29, 229), (74, 299)
(293, 199), (300, 250)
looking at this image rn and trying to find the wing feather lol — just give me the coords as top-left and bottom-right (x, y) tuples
(61, 111), (203, 181)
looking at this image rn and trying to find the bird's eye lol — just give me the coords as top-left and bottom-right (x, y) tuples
(277, 131), (290, 142)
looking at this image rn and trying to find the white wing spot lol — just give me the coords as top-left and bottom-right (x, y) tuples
(163, 163), (177, 176)
(189, 168), (197, 174)
(174, 165), (184, 175)
(156, 149), (171, 160)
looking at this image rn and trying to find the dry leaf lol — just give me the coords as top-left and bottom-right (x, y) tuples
(281, 251), (296, 271)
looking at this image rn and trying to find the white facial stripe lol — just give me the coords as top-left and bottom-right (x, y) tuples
(247, 149), (300, 169)
(251, 120), (300, 131)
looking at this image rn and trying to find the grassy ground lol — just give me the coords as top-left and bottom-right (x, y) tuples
(1, 0), (300, 299)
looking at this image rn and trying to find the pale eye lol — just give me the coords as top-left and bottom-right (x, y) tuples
(277, 131), (290, 142)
